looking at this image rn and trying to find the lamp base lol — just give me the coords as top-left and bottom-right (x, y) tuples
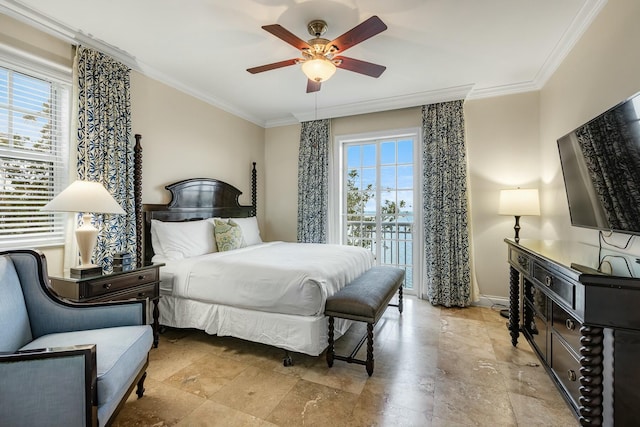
(70, 265), (103, 279)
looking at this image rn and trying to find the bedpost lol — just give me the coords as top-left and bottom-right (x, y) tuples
(251, 162), (257, 217)
(134, 134), (143, 267)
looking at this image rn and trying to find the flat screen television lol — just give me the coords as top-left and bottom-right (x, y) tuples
(557, 91), (640, 235)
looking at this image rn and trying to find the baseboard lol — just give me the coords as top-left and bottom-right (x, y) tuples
(473, 294), (509, 309)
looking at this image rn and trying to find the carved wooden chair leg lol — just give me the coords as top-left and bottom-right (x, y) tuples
(136, 372), (147, 398)
(326, 316), (335, 367)
(398, 284), (403, 313)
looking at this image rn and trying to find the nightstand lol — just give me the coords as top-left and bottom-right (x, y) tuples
(49, 263), (164, 348)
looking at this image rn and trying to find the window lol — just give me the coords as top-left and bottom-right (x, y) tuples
(0, 60), (71, 249)
(337, 129), (420, 292)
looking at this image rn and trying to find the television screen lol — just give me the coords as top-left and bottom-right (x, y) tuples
(557, 91), (640, 235)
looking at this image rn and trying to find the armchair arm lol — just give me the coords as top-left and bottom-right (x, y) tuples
(0, 345), (97, 427)
(4, 250), (146, 337)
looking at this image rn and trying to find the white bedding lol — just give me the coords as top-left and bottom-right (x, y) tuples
(155, 241), (375, 316)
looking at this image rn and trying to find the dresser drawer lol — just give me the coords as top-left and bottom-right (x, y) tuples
(533, 263), (575, 308)
(524, 281), (548, 319)
(509, 247), (531, 273)
(524, 301), (548, 359)
(552, 302), (582, 355)
(84, 269), (159, 298)
(551, 333), (581, 409)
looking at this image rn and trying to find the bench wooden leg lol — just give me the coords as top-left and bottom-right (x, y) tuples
(366, 323), (374, 376)
(326, 316), (335, 367)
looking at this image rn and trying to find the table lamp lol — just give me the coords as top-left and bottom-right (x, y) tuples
(498, 188), (540, 243)
(42, 180), (125, 277)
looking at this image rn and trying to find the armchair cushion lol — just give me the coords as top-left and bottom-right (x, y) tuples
(0, 255), (32, 351)
(21, 324), (153, 408)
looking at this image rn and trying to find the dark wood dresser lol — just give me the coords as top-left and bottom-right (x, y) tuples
(505, 239), (640, 426)
(49, 263), (164, 347)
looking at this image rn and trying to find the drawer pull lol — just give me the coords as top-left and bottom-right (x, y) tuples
(567, 370), (577, 382)
(138, 292), (147, 297)
(138, 275), (147, 281)
(544, 276), (553, 287)
(103, 283), (112, 290)
(565, 319), (576, 331)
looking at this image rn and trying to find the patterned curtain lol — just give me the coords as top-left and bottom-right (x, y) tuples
(297, 119), (330, 243)
(76, 46), (134, 271)
(422, 100), (472, 307)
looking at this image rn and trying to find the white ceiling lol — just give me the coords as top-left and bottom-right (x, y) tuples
(1, 0), (606, 128)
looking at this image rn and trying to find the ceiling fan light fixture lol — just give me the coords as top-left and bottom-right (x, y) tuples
(301, 58), (336, 82)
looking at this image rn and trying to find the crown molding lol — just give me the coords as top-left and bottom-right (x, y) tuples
(291, 84), (474, 124)
(531, 0), (608, 90)
(459, 0), (607, 101)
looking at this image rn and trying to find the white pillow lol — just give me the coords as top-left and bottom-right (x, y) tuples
(150, 219), (217, 260)
(227, 217), (263, 246)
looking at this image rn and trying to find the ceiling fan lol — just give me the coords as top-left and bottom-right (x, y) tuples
(247, 16), (387, 93)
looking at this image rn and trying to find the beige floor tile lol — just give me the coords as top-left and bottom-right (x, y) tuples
(209, 366), (298, 418)
(432, 377), (518, 426)
(113, 377), (206, 426)
(266, 380), (359, 426)
(176, 400), (278, 427)
(509, 392), (578, 426)
(436, 348), (506, 389)
(164, 353), (249, 398)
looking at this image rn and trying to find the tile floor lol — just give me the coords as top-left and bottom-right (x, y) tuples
(113, 297), (578, 426)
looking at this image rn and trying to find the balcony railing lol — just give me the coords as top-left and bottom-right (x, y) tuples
(346, 220), (413, 289)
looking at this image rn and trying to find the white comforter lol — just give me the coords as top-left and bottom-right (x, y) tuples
(158, 242), (375, 316)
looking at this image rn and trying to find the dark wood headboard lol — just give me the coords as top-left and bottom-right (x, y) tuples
(135, 145), (257, 264)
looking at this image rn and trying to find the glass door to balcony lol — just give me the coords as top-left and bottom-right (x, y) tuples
(341, 133), (418, 291)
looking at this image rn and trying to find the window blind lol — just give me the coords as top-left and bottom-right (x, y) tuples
(0, 65), (71, 248)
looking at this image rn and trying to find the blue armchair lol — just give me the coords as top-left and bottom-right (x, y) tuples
(0, 249), (153, 426)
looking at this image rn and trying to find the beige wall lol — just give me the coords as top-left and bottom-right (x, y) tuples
(539, 0), (640, 250)
(130, 72), (265, 217)
(465, 93), (540, 300)
(264, 124), (300, 242)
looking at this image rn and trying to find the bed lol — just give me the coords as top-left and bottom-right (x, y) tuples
(136, 159), (375, 361)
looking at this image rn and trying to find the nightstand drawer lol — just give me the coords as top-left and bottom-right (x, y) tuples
(84, 269), (159, 297)
(91, 283), (158, 302)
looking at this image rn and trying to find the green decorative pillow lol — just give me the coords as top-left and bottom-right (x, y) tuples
(213, 219), (245, 252)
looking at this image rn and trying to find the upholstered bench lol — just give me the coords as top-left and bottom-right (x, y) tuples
(324, 266), (404, 376)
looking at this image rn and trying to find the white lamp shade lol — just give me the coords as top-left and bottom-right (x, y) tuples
(301, 58), (337, 82)
(499, 189), (540, 216)
(42, 180), (125, 214)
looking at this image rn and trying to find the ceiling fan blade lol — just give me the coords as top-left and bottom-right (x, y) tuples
(329, 16), (387, 53)
(262, 24), (311, 50)
(306, 79), (321, 93)
(247, 59), (298, 74)
(335, 56), (386, 78)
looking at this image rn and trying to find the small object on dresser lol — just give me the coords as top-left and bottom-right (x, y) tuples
(113, 252), (133, 272)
